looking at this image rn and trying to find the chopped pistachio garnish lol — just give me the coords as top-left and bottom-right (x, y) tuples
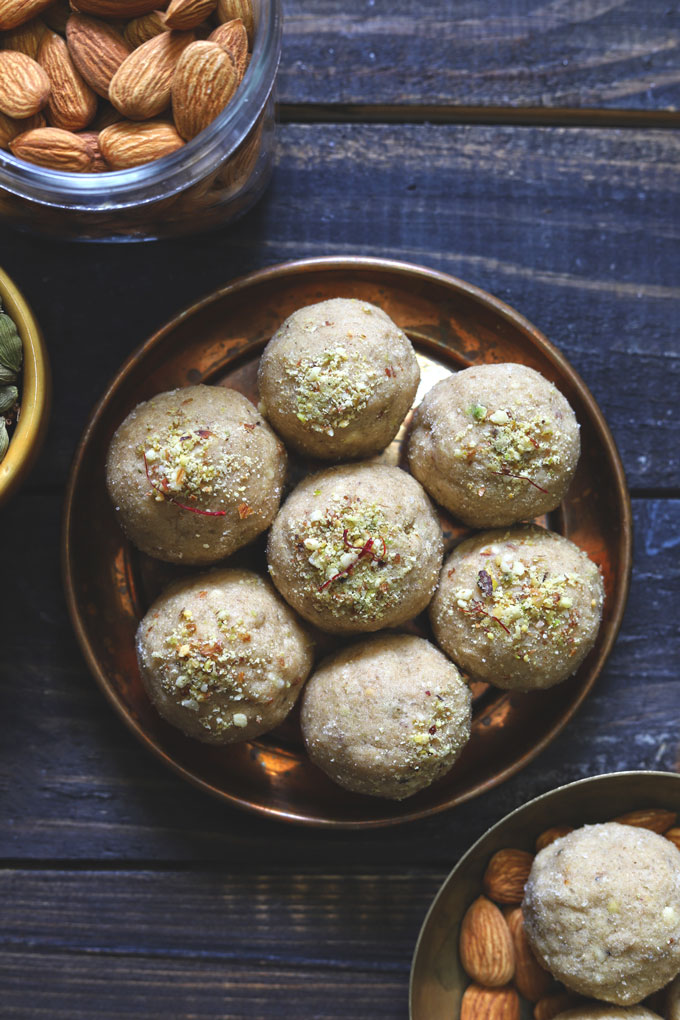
(292, 495), (416, 620)
(460, 402), (559, 491)
(453, 547), (583, 654)
(286, 348), (380, 435)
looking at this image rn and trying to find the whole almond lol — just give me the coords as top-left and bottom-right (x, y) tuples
(461, 984), (520, 1020)
(38, 29), (96, 130)
(76, 128), (106, 170)
(665, 827), (680, 852)
(172, 39), (237, 140)
(216, 0), (253, 44)
(99, 118), (184, 168)
(0, 0), (52, 31)
(533, 992), (582, 1020)
(505, 908), (553, 1002)
(109, 30), (195, 120)
(65, 14), (131, 98)
(0, 17), (46, 59)
(69, 0), (163, 16)
(459, 895), (515, 988)
(535, 825), (573, 852)
(0, 50), (50, 118)
(164, 0), (216, 30)
(483, 848), (533, 905)
(613, 808), (677, 833)
(10, 124), (94, 170)
(0, 108), (43, 147)
(209, 18), (247, 79)
(123, 11), (167, 49)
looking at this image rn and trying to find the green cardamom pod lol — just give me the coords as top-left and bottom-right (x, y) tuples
(0, 363), (16, 385)
(0, 313), (23, 375)
(0, 418), (8, 463)
(0, 385), (18, 414)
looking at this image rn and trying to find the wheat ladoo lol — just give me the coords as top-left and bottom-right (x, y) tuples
(429, 524), (604, 691)
(258, 298), (420, 459)
(136, 569), (314, 744)
(106, 385), (286, 565)
(267, 463), (443, 634)
(523, 823), (680, 1005)
(301, 634), (471, 800)
(408, 362), (580, 527)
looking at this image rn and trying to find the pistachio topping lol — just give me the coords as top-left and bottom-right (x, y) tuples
(452, 539), (585, 656)
(456, 402), (559, 493)
(286, 346), (380, 436)
(139, 408), (254, 515)
(154, 602), (291, 735)
(292, 494), (416, 620)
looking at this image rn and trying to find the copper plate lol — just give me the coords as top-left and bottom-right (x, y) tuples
(62, 257), (632, 828)
(410, 770), (680, 1018)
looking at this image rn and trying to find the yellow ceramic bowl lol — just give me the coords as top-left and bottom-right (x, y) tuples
(0, 267), (50, 507)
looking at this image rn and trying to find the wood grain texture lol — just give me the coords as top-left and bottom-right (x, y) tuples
(278, 0), (680, 109)
(0, 868), (433, 1018)
(0, 123), (677, 491)
(0, 492), (676, 864)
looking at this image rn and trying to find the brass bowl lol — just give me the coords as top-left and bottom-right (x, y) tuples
(0, 267), (50, 508)
(62, 257), (632, 827)
(410, 770), (680, 1018)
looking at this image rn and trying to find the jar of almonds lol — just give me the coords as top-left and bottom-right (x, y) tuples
(0, 0), (281, 240)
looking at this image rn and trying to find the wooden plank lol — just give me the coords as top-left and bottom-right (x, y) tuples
(1, 868), (437, 969)
(0, 493), (677, 863)
(278, 0), (680, 109)
(0, 952), (409, 1019)
(0, 867), (433, 1018)
(1, 123), (677, 491)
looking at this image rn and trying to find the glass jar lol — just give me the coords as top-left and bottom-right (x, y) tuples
(0, 0), (282, 242)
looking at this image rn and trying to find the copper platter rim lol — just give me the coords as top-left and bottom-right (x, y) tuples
(409, 770), (680, 1019)
(62, 256), (633, 829)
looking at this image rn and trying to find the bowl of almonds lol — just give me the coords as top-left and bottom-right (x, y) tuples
(0, 266), (50, 507)
(410, 771), (680, 1020)
(0, 0), (281, 240)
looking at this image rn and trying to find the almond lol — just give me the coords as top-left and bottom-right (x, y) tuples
(65, 14), (131, 98)
(69, 0), (163, 17)
(10, 124), (94, 169)
(0, 50), (49, 118)
(109, 29), (195, 120)
(38, 28), (96, 130)
(0, 0), (53, 31)
(613, 808), (677, 833)
(483, 848), (534, 905)
(0, 16), (46, 59)
(91, 100), (121, 129)
(535, 825), (573, 852)
(209, 18), (247, 79)
(665, 827), (680, 852)
(0, 107), (43, 146)
(76, 128), (106, 169)
(461, 984), (520, 1020)
(99, 118), (184, 168)
(459, 895), (515, 988)
(533, 992), (582, 1020)
(216, 0), (253, 44)
(505, 908), (553, 1002)
(123, 11), (167, 49)
(171, 39), (237, 140)
(163, 0), (216, 30)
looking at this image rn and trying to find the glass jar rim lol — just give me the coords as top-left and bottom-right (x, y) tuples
(0, 0), (281, 210)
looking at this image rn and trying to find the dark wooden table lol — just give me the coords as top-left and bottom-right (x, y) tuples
(1, 3), (679, 1017)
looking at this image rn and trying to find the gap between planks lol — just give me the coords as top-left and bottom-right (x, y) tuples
(278, 103), (680, 129)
